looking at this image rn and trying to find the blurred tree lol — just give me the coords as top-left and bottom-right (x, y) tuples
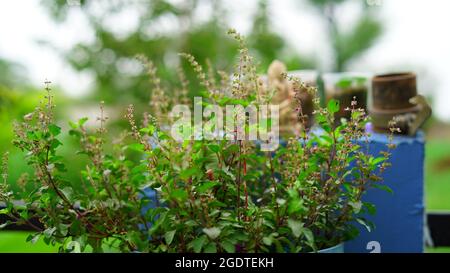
(40, 0), (312, 106)
(0, 58), (27, 88)
(249, 0), (315, 70)
(306, 0), (383, 71)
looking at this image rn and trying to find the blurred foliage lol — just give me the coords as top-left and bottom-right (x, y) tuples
(0, 59), (27, 88)
(306, 0), (383, 71)
(0, 84), (90, 192)
(40, 0), (315, 106)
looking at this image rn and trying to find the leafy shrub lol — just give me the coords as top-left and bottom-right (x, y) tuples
(0, 30), (395, 253)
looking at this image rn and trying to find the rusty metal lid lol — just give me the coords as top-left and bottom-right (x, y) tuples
(372, 72), (417, 110)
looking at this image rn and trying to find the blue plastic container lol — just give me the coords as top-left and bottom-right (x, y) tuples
(318, 243), (345, 253)
(344, 130), (425, 253)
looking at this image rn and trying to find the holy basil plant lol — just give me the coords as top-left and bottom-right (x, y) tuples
(0, 30), (395, 253)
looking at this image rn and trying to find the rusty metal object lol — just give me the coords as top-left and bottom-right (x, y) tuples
(372, 73), (417, 110)
(370, 73), (432, 135)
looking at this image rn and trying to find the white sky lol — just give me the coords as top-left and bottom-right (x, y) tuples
(1, 0), (450, 121)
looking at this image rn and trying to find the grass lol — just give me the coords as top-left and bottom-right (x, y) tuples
(426, 247), (450, 253)
(425, 139), (450, 210)
(0, 231), (59, 253)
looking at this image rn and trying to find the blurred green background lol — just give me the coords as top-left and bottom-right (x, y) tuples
(1, 0), (449, 253)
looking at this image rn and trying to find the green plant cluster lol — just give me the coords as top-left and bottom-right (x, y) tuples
(0, 31), (394, 253)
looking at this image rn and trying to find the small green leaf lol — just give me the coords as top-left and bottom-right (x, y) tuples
(140, 124), (155, 135)
(262, 236), (273, 246)
(179, 168), (199, 180)
(170, 189), (188, 201)
(68, 121), (78, 129)
(287, 219), (303, 238)
(371, 157), (386, 165)
(327, 99), (340, 114)
(44, 227), (57, 238)
(48, 124), (61, 136)
(372, 184), (394, 194)
(60, 187), (73, 202)
(128, 143), (144, 152)
(59, 224), (70, 237)
(196, 181), (218, 193)
(78, 117), (88, 127)
(302, 227), (314, 245)
(0, 221), (11, 229)
(50, 139), (63, 150)
(189, 235), (207, 253)
(356, 217), (374, 232)
(204, 242), (217, 253)
(208, 144), (220, 153)
(26, 233), (41, 244)
(288, 199), (305, 215)
(363, 202), (377, 215)
(68, 129), (81, 138)
(19, 210), (28, 220)
(164, 230), (176, 245)
(220, 240), (235, 253)
(349, 201), (362, 214)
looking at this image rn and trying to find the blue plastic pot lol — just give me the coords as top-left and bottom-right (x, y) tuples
(317, 243), (344, 253)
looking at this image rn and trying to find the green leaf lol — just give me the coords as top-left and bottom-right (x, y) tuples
(59, 224), (70, 237)
(221, 167), (235, 180)
(208, 144), (220, 153)
(68, 129), (82, 138)
(288, 198), (305, 215)
(0, 221), (11, 229)
(68, 121), (78, 129)
(189, 235), (207, 253)
(26, 233), (41, 244)
(204, 242), (217, 253)
(170, 189), (188, 201)
(220, 240), (235, 253)
(371, 157), (385, 165)
(196, 181), (218, 193)
(327, 99), (340, 114)
(50, 139), (63, 150)
(60, 187), (73, 202)
(78, 117), (88, 127)
(363, 202), (377, 215)
(262, 236), (273, 246)
(128, 143), (144, 152)
(43, 227), (57, 238)
(372, 184), (393, 194)
(164, 230), (176, 245)
(348, 201), (362, 214)
(179, 168), (199, 180)
(19, 209), (28, 220)
(0, 208), (8, 215)
(356, 217), (374, 232)
(48, 124), (61, 136)
(203, 227), (221, 240)
(140, 124), (155, 135)
(302, 227), (314, 246)
(287, 219), (303, 238)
